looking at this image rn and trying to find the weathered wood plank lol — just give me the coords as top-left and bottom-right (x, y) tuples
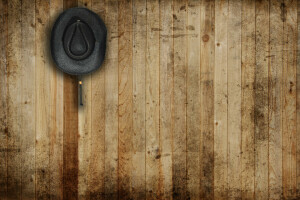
(104, 0), (119, 199)
(282, 0), (297, 198)
(0, 0), (8, 199)
(159, 0), (174, 198)
(173, 0), (187, 199)
(186, 0), (200, 199)
(255, 0), (269, 199)
(6, 0), (22, 198)
(269, 0), (283, 199)
(227, 0), (242, 199)
(199, 0), (214, 199)
(145, 0), (161, 199)
(87, 0), (106, 198)
(241, 0), (255, 199)
(297, 0), (300, 198)
(214, 0), (228, 199)
(132, 0), (146, 199)
(62, 0), (79, 199)
(77, 0), (92, 199)
(35, 0), (51, 198)
(49, 1), (64, 199)
(118, 0), (133, 198)
(21, 0), (36, 198)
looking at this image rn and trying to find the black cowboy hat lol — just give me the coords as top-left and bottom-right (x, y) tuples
(51, 7), (107, 75)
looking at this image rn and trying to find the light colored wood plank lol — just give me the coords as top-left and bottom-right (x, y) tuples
(227, 0), (242, 199)
(0, 0), (8, 199)
(159, 0), (174, 198)
(6, 0), (22, 198)
(186, 0), (200, 199)
(132, 0), (146, 199)
(86, 1), (106, 198)
(269, 0), (283, 199)
(282, 0), (297, 198)
(104, 0), (119, 199)
(20, 0), (36, 199)
(241, 0), (255, 199)
(77, 0), (92, 199)
(199, 0), (214, 199)
(49, 1), (64, 199)
(214, 0), (228, 199)
(145, 0), (161, 199)
(118, 0), (133, 198)
(255, 0), (269, 199)
(173, 0), (188, 199)
(35, 0), (52, 198)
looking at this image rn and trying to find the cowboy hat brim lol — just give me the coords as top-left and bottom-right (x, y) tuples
(51, 7), (107, 75)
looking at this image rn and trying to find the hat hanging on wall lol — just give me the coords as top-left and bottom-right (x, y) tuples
(51, 7), (107, 105)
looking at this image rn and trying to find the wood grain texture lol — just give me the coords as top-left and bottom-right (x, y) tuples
(0, 0), (8, 199)
(214, 0), (228, 199)
(269, 0), (283, 199)
(241, 0), (255, 199)
(1, 0), (300, 199)
(118, 0), (133, 199)
(255, 1), (269, 199)
(133, 0), (146, 199)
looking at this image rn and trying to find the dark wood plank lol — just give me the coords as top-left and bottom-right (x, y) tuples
(0, 0), (8, 199)
(62, 0), (79, 199)
(6, 0), (22, 198)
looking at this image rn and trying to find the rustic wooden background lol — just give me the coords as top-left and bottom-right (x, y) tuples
(0, 0), (299, 199)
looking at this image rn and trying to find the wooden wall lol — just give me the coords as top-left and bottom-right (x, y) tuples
(0, 0), (299, 199)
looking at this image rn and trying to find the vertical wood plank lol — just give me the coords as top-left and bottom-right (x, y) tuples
(118, 0), (133, 198)
(186, 0), (200, 199)
(49, 1), (64, 199)
(21, 0), (36, 198)
(214, 0), (228, 199)
(47, 0), (64, 199)
(282, 0), (297, 198)
(269, 0), (283, 199)
(255, 0), (269, 199)
(62, 0), (79, 199)
(35, 0), (51, 198)
(199, 0), (214, 199)
(132, 0), (146, 199)
(49, 1), (64, 198)
(241, 0), (255, 199)
(88, 0), (106, 198)
(104, 0), (119, 199)
(146, 0), (161, 199)
(77, 0), (92, 199)
(227, 0), (242, 199)
(173, 0), (187, 198)
(0, 0), (8, 199)
(297, 0), (300, 197)
(6, 0), (22, 198)
(159, 0), (174, 198)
